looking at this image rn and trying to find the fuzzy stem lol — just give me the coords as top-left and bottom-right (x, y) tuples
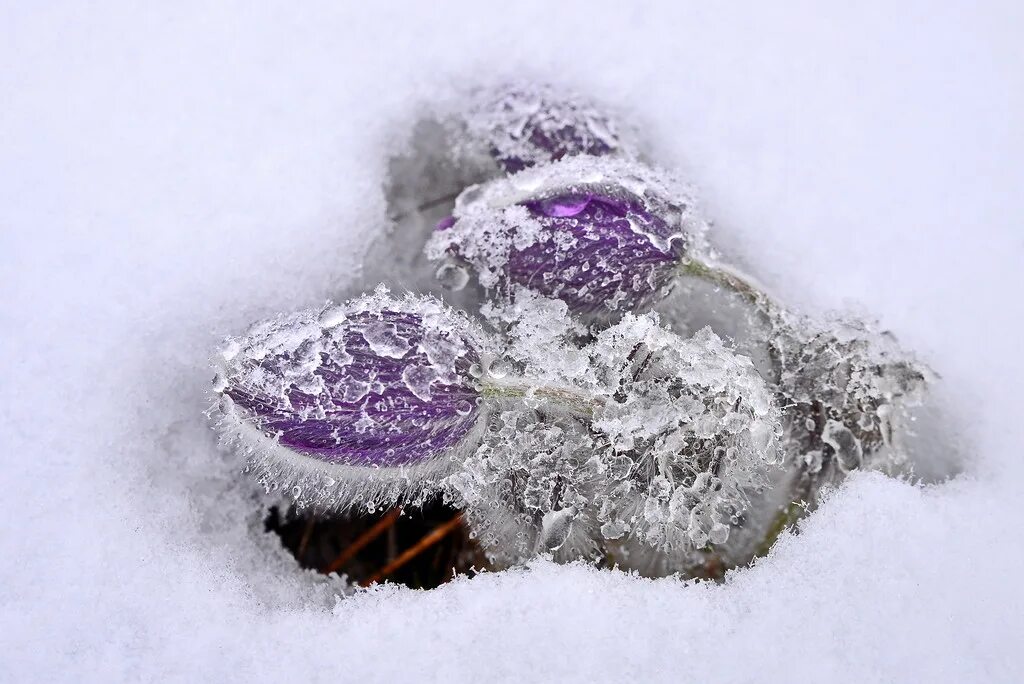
(480, 377), (602, 419)
(753, 498), (807, 559)
(679, 258), (778, 313)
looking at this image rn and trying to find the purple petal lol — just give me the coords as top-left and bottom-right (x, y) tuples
(223, 309), (481, 467)
(502, 191), (685, 315)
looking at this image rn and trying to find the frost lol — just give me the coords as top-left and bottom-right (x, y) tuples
(454, 81), (641, 173)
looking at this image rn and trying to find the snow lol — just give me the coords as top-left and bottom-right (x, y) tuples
(2, 1), (1023, 682)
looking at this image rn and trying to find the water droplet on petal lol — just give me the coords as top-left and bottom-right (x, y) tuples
(435, 262), (470, 290)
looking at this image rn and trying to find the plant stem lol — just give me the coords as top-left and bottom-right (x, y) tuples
(679, 258), (777, 312)
(480, 378), (602, 419)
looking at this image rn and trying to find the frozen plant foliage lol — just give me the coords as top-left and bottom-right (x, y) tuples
(457, 81), (638, 174)
(209, 80), (941, 582)
(426, 156), (707, 319)
(586, 317), (782, 554)
(772, 315), (931, 481)
(212, 288), (492, 511)
(448, 409), (605, 566)
(446, 296), (782, 565)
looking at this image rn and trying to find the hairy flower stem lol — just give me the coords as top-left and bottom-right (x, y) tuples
(679, 258), (778, 313)
(680, 258), (824, 560)
(480, 377), (602, 419)
(753, 497), (809, 560)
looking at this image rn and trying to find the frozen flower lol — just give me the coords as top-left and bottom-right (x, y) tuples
(459, 82), (637, 173)
(426, 156), (706, 319)
(212, 289), (492, 511)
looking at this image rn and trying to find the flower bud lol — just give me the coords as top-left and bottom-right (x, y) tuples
(213, 290), (490, 510)
(426, 157), (706, 319)
(461, 82), (636, 173)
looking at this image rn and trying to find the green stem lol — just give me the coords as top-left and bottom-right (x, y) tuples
(480, 378), (602, 419)
(753, 498), (807, 559)
(681, 257), (820, 560)
(679, 258), (777, 313)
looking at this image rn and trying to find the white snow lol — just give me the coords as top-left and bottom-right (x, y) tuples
(2, 1), (1023, 682)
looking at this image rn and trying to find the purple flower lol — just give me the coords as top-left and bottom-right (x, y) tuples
(215, 294), (484, 468)
(463, 83), (634, 174)
(511, 192), (684, 314)
(426, 157), (701, 318)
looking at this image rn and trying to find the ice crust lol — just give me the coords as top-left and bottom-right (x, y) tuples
(3, 2), (1023, 682)
(455, 81), (640, 173)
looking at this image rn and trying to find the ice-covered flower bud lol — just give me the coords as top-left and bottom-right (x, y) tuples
(426, 157), (706, 319)
(213, 289), (491, 510)
(460, 82), (637, 174)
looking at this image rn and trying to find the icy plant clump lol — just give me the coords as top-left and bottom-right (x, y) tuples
(212, 287), (493, 512)
(446, 294), (782, 567)
(455, 81), (639, 174)
(587, 317), (782, 554)
(772, 315), (931, 482)
(208, 80), (943, 584)
(426, 156), (708, 320)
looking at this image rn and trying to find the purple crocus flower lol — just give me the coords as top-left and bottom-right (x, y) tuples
(215, 293), (484, 468)
(510, 192), (685, 314)
(463, 82), (634, 174)
(427, 157), (702, 318)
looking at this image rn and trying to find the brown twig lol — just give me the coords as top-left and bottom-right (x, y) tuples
(361, 512), (465, 587)
(324, 507), (402, 575)
(296, 518), (316, 561)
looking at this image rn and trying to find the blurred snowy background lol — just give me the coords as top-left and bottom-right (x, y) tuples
(2, 1), (1022, 681)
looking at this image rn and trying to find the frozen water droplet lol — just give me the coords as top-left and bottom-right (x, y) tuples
(435, 262), (470, 291)
(220, 339), (241, 362)
(804, 449), (824, 474)
(709, 523), (730, 545)
(212, 373), (227, 393)
(487, 358), (510, 379)
(318, 305), (347, 329)
(821, 420), (863, 472)
(539, 507), (577, 551)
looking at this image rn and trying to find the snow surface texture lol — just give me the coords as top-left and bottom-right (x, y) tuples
(2, 2), (1023, 682)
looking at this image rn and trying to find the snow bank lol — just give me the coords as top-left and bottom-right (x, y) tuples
(2, 1), (1022, 681)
